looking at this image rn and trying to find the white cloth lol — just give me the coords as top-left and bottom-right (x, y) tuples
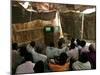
(72, 61), (91, 70)
(26, 44), (34, 53)
(16, 61), (35, 74)
(67, 47), (79, 61)
(80, 46), (89, 53)
(27, 44), (47, 63)
(32, 51), (47, 63)
(46, 47), (58, 58)
(31, 48), (47, 63)
(56, 46), (67, 56)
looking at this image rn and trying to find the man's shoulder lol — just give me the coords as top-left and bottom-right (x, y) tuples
(39, 53), (47, 58)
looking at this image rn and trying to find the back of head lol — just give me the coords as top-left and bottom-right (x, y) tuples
(80, 40), (86, 47)
(59, 38), (65, 44)
(89, 44), (96, 52)
(35, 46), (42, 54)
(58, 41), (63, 48)
(69, 43), (76, 49)
(49, 42), (55, 47)
(33, 61), (44, 73)
(71, 38), (75, 43)
(19, 45), (28, 57)
(12, 43), (18, 50)
(24, 53), (33, 63)
(58, 52), (68, 65)
(76, 39), (81, 45)
(30, 41), (35, 48)
(79, 52), (88, 63)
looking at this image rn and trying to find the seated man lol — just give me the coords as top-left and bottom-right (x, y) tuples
(32, 45), (47, 63)
(26, 41), (36, 53)
(12, 43), (24, 74)
(27, 41), (47, 63)
(67, 43), (79, 62)
(72, 52), (91, 70)
(46, 42), (58, 59)
(16, 53), (35, 74)
(87, 43), (96, 69)
(79, 40), (89, 53)
(33, 61), (45, 73)
(55, 41), (67, 56)
(48, 52), (70, 72)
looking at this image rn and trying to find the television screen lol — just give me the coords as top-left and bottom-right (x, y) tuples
(45, 27), (51, 32)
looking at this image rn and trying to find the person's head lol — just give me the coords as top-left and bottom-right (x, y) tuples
(19, 45), (28, 57)
(80, 40), (86, 47)
(58, 52), (68, 65)
(12, 43), (18, 50)
(49, 42), (55, 47)
(30, 41), (35, 48)
(35, 46), (42, 54)
(89, 44), (96, 52)
(71, 38), (75, 43)
(69, 43), (76, 49)
(79, 52), (88, 63)
(33, 61), (44, 73)
(58, 41), (63, 48)
(24, 53), (33, 63)
(59, 38), (65, 44)
(76, 39), (81, 45)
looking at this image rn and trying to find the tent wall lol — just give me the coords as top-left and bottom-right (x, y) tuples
(12, 6), (56, 24)
(60, 12), (82, 40)
(60, 12), (96, 40)
(83, 12), (96, 40)
(12, 20), (52, 44)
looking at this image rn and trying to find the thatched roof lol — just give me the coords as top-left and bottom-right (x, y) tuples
(12, 1), (96, 24)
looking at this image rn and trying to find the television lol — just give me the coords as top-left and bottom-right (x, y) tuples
(45, 27), (51, 32)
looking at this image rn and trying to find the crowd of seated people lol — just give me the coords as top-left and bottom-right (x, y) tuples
(12, 38), (96, 75)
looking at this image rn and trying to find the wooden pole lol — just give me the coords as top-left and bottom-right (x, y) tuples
(81, 13), (84, 39)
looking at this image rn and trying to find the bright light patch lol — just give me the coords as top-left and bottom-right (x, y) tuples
(24, 2), (29, 8)
(82, 8), (95, 14)
(20, 2), (29, 9)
